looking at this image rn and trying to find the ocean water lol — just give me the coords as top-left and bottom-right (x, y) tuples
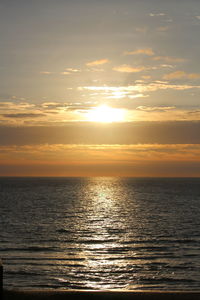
(0, 177), (200, 291)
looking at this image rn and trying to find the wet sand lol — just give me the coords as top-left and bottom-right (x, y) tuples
(2, 290), (200, 300)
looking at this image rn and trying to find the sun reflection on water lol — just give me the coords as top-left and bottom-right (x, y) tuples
(70, 177), (132, 289)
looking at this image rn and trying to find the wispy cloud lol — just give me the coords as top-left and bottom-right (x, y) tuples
(60, 71), (70, 75)
(136, 106), (176, 112)
(149, 13), (166, 17)
(152, 56), (186, 63)
(159, 64), (174, 69)
(41, 68), (81, 76)
(86, 59), (110, 67)
(124, 48), (154, 56)
(79, 85), (148, 99)
(1, 144), (200, 170)
(60, 68), (81, 75)
(135, 27), (148, 33)
(142, 75), (151, 80)
(0, 143), (199, 155)
(163, 71), (200, 80)
(78, 81), (200, 105)
(156, 26), (169, 32)
(41, 102), (69, 110)
(2, 113), (45, 119)
(87, 68), (105, 72)
(40, 71), (53, 75)
(80, 82), (200, 96)
(0, 102), (35, 110)
(113, 65), (146, 73)
(1, 142), (200, 177)
(0, 100), (98, 126)
(65, 68), (80, 73)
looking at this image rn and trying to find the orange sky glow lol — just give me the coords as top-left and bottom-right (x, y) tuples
(0, 0), (200, 177)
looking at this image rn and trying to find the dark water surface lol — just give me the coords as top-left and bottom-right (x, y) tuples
(0, 177), (200, 290)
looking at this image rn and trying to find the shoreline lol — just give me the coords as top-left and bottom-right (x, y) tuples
(3, 290), (200, 300)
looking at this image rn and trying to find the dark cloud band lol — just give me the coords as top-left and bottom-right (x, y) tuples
(0, 121), (200, 146)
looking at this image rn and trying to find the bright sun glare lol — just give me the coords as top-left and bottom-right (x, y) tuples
(87, 105), (125, 123)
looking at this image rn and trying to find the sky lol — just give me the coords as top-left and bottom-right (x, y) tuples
(0, 0), (200, 177)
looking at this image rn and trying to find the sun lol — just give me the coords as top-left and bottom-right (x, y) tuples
(86, 105), (125, 123)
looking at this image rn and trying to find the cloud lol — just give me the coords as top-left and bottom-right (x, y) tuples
(65, 68), (80, 73)
(142, 75), (151, 80)
(60, 68), (81, 75)
(1, 143), (200, 161)
(124, 48), (154, 56)
(159, 64), (174, 69)
(0, 99), (100, 125)
(130, 106), (200, 122)
(79, 85), (146, 99)
(163, 71), (200, 80)
(0, 121), (200, 146)
(42, 68), (81, 76)
(86, 59), (109, 67)
(80, 81), (200, 97)
(0, 102), (35, 110)
(1, 143), (200, 177)
(196, 16), (200, 20)
(123, 94), (148, 100)
(2, 113), (45, 118)
(78, 81), (200, 108)
(143, 81), (200, 91)
(113, 65), (146, 73)
(113, 63), (172, 74)
(136, 106), (176, 112)
(187, 73), (200, 79)
(163, 71), (186, 80)
(156, 26), (169, 32)
(1, 159), (200, 177)
(152, 56), (185, 63)
(41, 102), (69, 109)
(149, 13), (166, 17)
(40, 71), (53, 75)
(41, 102), (94, 112)
(60, 72), (70, 75)
(87, 68), (104, 72)
(135, 27), (148, 33)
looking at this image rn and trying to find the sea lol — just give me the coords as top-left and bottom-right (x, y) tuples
(0, 177), (200, 291)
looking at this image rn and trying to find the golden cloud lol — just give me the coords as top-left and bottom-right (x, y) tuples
(65, 68), (80, 72)
(113, 64), (146, 73)
(188, 73), (200, 79)
(153, 56), (185, 63)
(136, 106), (176, 112)
(60, 71), (70, 75)
(1, 144), (200, 164)
(124, 48), (154, 56)
(86, 59), (109, 66)
(81, 82), (200, 95)
(156, 26), (169, 32)
(40, 71), (53, 75)
(163, 71), (200, 80)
